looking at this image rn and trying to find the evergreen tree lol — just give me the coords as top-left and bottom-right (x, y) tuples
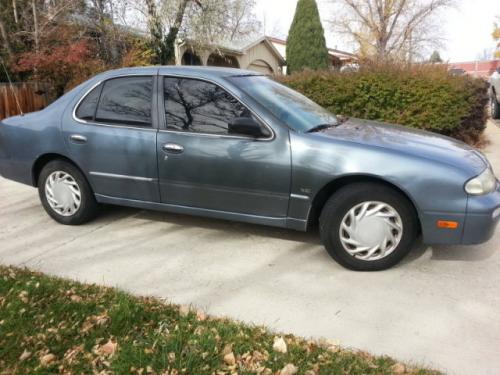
(286, 0), (329, 74)
(429, 50), (443, 63)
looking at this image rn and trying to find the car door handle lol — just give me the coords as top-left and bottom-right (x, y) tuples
(70, 134), (87, 144)
(162, 143), (184, 154)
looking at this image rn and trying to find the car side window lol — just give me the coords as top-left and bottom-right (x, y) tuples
(93, 76), (153, 127)
(75, 84), (102, 121)
(163, 77), (265, 136)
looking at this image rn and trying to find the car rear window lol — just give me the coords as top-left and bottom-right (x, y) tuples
(75, 76), (153, 127)
(95, 76), (153, 127)
(75, 84), (101, 121)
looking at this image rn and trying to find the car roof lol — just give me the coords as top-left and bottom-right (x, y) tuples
(102, 66), (262, 80)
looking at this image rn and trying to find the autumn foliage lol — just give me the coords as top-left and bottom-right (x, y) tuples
(12, 39), (103, 96)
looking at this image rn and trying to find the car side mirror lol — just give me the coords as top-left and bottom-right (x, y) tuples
(228, 117), (266, 138)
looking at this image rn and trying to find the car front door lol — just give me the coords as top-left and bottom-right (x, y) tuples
(156, 75), (291, 218)
(63, 74), (160, 202)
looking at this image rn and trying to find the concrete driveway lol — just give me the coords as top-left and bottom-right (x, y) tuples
(1, 121), (500, 375)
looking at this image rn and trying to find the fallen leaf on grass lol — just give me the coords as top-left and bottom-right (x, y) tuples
(280, 364), (298, 375)
(196, 310), (207, 321)
(40, 353), (56, 366)
(18, 291), (29, 303)
(82, 314), (110, 333)
(391, 363), (406, 374)
(63, 345), (84, 364)
(237, 350), (269, 372)
(70, 294), (83, 302)
(318, 338), (340, 352)
(223, 352), (236, 366)
(179, 305), (190, 317)
(222, 344), (233, 355)
(273, 337), (287, 353)
(19, 350), (31, 361)
(168, 352), (175, 363)
(99, 339), (118, 356)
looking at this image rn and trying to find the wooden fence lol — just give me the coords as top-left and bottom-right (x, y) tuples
(0, 82), (53, 120)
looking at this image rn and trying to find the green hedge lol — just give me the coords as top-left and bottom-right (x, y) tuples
(279, 65), (489, 144)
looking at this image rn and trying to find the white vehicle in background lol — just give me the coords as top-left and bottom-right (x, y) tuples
(490, 67), (500, 119)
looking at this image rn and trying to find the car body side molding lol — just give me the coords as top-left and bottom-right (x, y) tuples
(95, 194), (308, 231)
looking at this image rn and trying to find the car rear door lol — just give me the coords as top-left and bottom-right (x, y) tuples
(62, 73), (160, 202)
(156, 74), (291, 218)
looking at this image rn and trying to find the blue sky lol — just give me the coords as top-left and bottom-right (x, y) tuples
(255, 0), (500, 62)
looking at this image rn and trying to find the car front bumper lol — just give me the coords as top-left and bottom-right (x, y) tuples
(461, 183), (500, 244)
(420, 183), (500, 245)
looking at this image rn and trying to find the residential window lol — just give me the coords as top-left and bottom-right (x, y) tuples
(163, 77), (261, 136)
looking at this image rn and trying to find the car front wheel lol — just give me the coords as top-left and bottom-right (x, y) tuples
(319, 183), (418, 271)
(38, 160), (98, 225)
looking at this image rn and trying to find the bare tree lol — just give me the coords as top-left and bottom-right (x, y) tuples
(189, 0), (260, 42)
(87, 0), (131, 65)
(142, 0), (199, 64)
(328, 0), (454, 61)
(2, 0), (85, 56)
(142, 0), (260, 64)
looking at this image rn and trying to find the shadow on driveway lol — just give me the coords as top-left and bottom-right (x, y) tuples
(98, 203), (496, 266)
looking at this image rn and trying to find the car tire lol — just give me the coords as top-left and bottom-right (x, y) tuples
(319, 183), (418, 271)
(491, 93), (500, 120)
(38, 160), (99, 225)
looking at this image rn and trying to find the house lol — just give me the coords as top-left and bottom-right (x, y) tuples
(174, 36), (286, 74)
(174, 35), (357, 75)
(267, 36), (358, 73)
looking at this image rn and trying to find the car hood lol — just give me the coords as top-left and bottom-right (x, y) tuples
(317, 118), (487, 175)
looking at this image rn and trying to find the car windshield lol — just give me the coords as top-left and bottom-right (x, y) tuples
(229, 75), (338, 132)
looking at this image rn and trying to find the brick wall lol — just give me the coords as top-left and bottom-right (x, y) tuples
(447, 60), (500, 79)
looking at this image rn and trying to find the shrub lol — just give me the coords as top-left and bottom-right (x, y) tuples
(121, 38), (155, 68)
(278, 64), (489, 145)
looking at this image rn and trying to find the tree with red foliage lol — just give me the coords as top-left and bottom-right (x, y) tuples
(12, 38), (104, 96)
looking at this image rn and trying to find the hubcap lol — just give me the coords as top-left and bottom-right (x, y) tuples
(45, 171), (81, 216)
(339, 201), (403, 261)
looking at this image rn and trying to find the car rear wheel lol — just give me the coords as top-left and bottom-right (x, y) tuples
(319, 183), (418, 271)
(38, 160), (98, 225)
(491, 94), (500, 119)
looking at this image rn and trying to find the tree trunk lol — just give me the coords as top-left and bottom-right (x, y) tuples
(161, 0), (190, 65)
(12, 0), (18, 24)
(32, 0), (39, 53)
(144, 0), (165, 65)
(0, 19), (12, 56)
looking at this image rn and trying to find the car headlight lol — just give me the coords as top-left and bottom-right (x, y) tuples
(465, 168), (497, 195)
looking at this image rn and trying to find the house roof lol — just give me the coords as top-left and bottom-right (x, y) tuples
(267, 36), (357, 60)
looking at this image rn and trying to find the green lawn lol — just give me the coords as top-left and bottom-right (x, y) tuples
(0, 266), (441, 374)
